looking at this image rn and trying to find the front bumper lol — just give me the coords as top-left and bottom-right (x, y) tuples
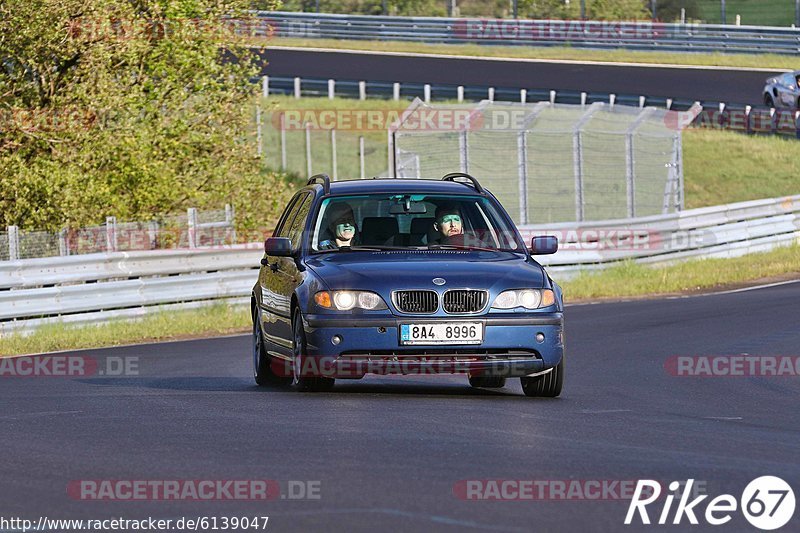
(297, 314), (564, 379)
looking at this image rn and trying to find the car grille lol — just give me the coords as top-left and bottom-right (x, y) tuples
(443, 290), (488, 314)
(393, 290), (438, 314)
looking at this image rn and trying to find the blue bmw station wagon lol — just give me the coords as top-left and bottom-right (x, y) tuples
(252, 173), (564, 396)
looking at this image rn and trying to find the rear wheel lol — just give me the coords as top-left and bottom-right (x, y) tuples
(292, 309), (335, 392)
(468, 376), (506, 388)
(520, 356), (564, 398)
(253, 311), (290, 387)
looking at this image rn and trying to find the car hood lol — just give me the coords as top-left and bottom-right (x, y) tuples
(305, 250), (545, 292)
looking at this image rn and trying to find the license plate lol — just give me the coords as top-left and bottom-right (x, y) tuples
(400, 322), (483, 345)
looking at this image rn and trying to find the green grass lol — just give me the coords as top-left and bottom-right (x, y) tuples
(697, 0), (795, 26)
(683, 128), (800, 208)
(0, 304), (250, 357)
(561, 243), (800, 300)
(268, 37), (796, 70)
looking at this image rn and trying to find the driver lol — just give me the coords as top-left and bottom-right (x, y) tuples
(319, 202), (358, 249)
(433, 203), (464, 244)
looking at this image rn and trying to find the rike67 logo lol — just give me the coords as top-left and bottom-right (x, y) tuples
(625, 477), (795, 530)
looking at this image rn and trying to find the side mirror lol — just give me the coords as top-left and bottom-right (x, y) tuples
(530, 235), (558, 255)
(264, 237), (293, 257)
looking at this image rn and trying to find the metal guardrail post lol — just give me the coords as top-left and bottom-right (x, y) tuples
(457, 86), (464, 103)
(280, 113), (287, 170)
(225, 204), (236, 244)
(58, 229), (68, 256)
(331, 129), (338, 181)
(359, 136), (366, 180)
(328, 79), (335, 100)
(459, 129), (469, 173)
(517, 131), (528, 225)
(393, 83), (400, 101)
(305, 122), (312, 178)
(294, 77), (301, 98)
(520, 89), (526, 103)
(625, 108), (656, 218)
(148, 221), (159, 250)
(572, 103), (603, 222)
(187, 208), (198, 249)
(675, 134), (685, 211)
(106, 217), (118, 252)
(359, 81), (366, 100)
(8, 226), (19, 261)
(256, 104), (263, 158)
(262, 76), (269, 97)
(424, 84), (431, 103)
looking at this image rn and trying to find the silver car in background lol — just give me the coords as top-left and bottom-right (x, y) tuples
(764, 71), (800, 108)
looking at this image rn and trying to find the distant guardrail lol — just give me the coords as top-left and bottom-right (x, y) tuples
(259, 75), (800, 139)
(258, 11), (800, 55)
(1, 194), (797, 335)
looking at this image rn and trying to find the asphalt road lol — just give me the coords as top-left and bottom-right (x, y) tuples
(259, 48), (784, 106)
(3, 281), (800, 532)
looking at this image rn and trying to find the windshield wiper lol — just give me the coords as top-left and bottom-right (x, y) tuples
(343, 245), (410, 251)
(428, 244), (500, 252)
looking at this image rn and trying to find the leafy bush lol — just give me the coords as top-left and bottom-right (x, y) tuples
(0, 0), (292, 232)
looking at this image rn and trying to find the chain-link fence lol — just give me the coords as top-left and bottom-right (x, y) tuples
(262, 111), (389, 179)
(391, 100), (685, 224)
(1, 207), (237, 262)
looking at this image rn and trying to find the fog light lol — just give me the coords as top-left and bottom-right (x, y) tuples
(535, 332), (545, 343)
(332, 335), (342, 345)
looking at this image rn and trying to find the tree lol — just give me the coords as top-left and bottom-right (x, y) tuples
(0, 0), (280, 230)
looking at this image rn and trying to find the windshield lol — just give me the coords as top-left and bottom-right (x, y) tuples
(310, 194), (523, 253)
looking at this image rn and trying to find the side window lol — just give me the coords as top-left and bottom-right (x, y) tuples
(285, 194), (313, 252)
(274, 193), (305, 238)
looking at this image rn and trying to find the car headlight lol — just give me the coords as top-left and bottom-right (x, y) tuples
(492, 289), (555, 310)
(314, 291), (388, 311)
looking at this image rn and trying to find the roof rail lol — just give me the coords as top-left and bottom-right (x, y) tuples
(307, 174), (331, 194)
(441, 173), (484, 193)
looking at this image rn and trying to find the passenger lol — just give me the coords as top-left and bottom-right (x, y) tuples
(319, 202), (358, 249)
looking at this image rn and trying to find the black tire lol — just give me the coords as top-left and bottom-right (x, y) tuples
(520, 356), (564, 398)
(253, 311), (291, 387)
(292, 309), (335, 392)
(468, 376), (506, 388)
(765, 94), (775, 108)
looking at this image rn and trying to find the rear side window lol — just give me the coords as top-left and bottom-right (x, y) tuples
(284, 194), (313, 252)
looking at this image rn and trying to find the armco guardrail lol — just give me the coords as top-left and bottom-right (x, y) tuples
(527, 195), (800, 276)
(1, 195), (798, 336)
(260, 75), (800, 139)
(260, 11), (800, 55)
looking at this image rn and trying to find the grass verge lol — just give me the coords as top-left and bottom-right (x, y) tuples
(1, 244), (799, 356)
(561, 243), (800, 300)
(268, 37), (795, 70)
(0, 304), (250, 357)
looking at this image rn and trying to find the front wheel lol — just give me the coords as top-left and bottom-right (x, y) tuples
(253, 312), (291, 387)
(292, 309), (335, 392)
(764, 94), (775, 108)
(520, 356), (564, 398)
